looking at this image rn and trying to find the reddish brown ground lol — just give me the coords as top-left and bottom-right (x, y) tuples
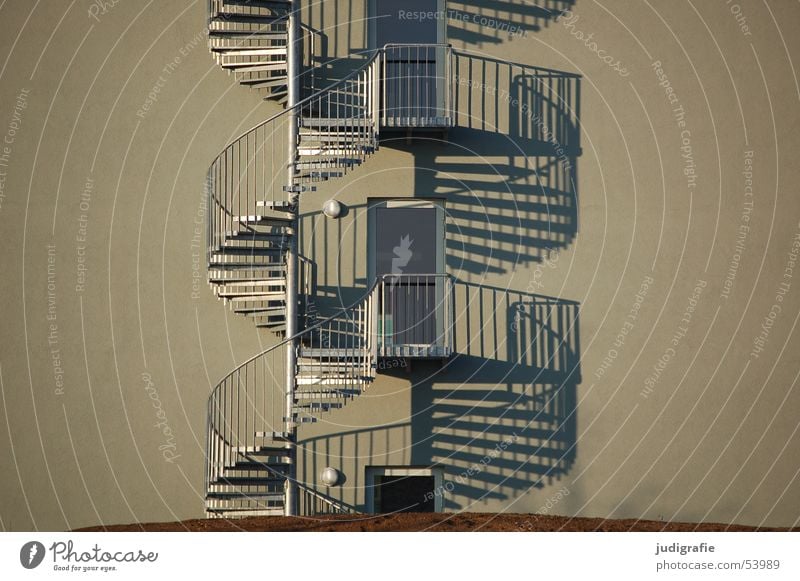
(75, 512), (793, 532)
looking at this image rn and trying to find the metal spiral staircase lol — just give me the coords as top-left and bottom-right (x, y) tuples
(204, 0), (581, 518)
(204, 0), (446, 518)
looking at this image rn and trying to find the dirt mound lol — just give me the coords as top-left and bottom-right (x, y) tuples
(75, 512), (790, 532)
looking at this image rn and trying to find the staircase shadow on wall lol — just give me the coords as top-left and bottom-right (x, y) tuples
(408, 283), (580, 509)
(297, 284), (580, 511)
(447, 0), (576, 46)
(383, 53), (581, 276)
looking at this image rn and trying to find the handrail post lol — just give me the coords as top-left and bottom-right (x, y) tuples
(284, 0), (302, 518)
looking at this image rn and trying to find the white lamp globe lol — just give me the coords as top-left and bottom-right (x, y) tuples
(321, 467), (340, 486)
(322, 199), (342, 218)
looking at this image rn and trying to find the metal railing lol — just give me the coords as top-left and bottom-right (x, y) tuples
(205, 278), (380, 498)
(372, 274), (454, 358)
(381, 44), (454, 128)
(205, 273), (456, 501)
(451, 50), (581, 151)
(298, 482), (356, 515)
(205, 52), (381, 271)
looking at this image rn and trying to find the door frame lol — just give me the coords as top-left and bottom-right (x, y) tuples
(365, 466), (445, 513)
(367, 198), (446, 284)
(368, 0), (448, 49)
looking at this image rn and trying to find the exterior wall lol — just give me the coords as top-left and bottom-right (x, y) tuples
(0, 0), (798, 530)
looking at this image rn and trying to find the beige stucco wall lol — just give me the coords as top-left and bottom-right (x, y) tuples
(0, 0), (799, 530)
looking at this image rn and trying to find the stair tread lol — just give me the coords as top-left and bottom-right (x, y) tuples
(212, 13), (288, 24)
(233, 306), (286, 313)
(300, 348), (370, 356)
(215, 48), (287, 56)
(210, 247), (284, 255)
(254, 431), (291, 440)
(213, 476), (285, 485)
(214, 278), (285, 286)
(294, 388), (362, 397)
(234, 214), (293, 224)
(234, 445), (290, 454)
(206, 492), (284, 500)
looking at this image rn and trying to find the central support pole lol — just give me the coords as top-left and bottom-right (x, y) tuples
(284, 0), (302, 518)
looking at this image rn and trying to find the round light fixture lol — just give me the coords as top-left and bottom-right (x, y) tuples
(320, 467), (341, 486)
(322, 199), (342, 218)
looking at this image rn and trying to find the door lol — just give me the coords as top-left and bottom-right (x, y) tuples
(371, 0), (449, 126)
(366, 467), (444, 513)
(368, 200), (446, 355)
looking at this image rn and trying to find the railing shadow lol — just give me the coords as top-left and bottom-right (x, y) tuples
(447, 0), (576, 46)
(297, 282), (581, 511)
(409, 282), (580, 508)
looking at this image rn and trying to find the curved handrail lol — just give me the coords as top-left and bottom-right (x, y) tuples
(214, 43), (453, 154)
(212, 277), (382, 391)
(213, 50), (382, 160)
(205, 273), (456, 500)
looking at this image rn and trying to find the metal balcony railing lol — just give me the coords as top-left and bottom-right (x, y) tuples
(372, 274), (455, 359)
(381, 44), (455, 128)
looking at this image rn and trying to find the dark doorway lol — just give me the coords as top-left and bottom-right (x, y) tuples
(374, 475), (436, 513)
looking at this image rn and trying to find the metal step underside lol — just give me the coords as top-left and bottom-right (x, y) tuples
(215, 48), (287, 57)
(212, 476), (285, 486)
(214, 278), (286, 287)
(254, 431), (291, 440)
(234, 214), (293, 225)
(233, 306), (286, 314)
(211, 247), (284, 256)
(295, 377), (371, 386)
(206, 491), (285, 502)
(294, 402), (344, 411)
(233, 445), (290, 454)
(205, 507), (284, 518)
(294, 388), (362, 399)
(231, 63), (288, 74)
(255, 200), (294, 210)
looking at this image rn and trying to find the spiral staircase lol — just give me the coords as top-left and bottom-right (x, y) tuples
(203, 0), (581, 518)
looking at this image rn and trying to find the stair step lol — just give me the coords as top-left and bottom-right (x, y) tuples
(218, 291), (285, 300)
(226, 461), (290, 472)
(231, 62), (288, 74)
(284, 415), (318, 424)
(206, 491), (285, 502)
(211, 247), (284, 256)
(212, 13), (288, 24)
(300, 348), (369, 358)
(298, 147), (370, 157)
(206, 508), (285, 518)
(294, 388), (361, 399)
(215, 47), (287, 57)
(238, 76), (288, 87)
(296, 171), (343, 180)
(233, 305), (286, 314)
(255, 200), (294, 211)
(295, 159), (359, 169)
(223, 59), (287, 69)
(213, 476), (285, 486)
(234, 214), (293, 225)
(224, 231), (288, 241)
(208, 29), (286, 38)
(210, 274), (284, 283)
(301, 118), (373, 128)
(294, 402), (344, 411)
(234, 445), (290, 455)
(296, 376), (371, 386)
(254, 431), (291, 440)
(215, 278), (285, 287)
(214, 0), (289, 8)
